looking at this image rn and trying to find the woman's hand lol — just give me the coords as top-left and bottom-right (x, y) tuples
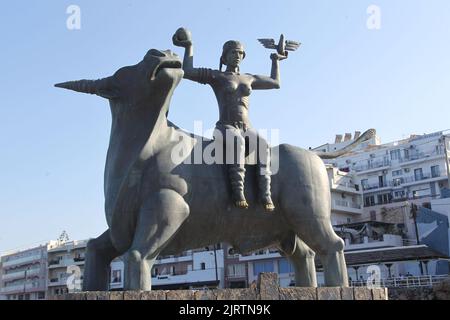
(173, 28), (193, 48)
(270, 52), (288, 61)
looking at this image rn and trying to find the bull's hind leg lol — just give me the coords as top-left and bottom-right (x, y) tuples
(123, 189), (189, 291)
(83, 230), (122, 291)
(280, 236), (318, 287)
(296, 218), (348, 287)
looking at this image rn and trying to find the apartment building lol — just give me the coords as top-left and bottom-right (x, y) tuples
(327, 165), (363, 225)
(317, 131), (450, 220)
(109, 246), (225, 290)
(47, 240), (87, 296)
(0, 243), (55, 300)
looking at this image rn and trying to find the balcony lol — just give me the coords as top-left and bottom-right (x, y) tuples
(353, 161), (391, 174)
(344, 234), (403, 251)
(47, 240), (88, 253)
(48, 258), (81, 269)
(1, 268), (41, 281)
(332, 200), (362, 215)
(151, 267), (224, 286)
(156, 254), (193, 264)
(0, 282), (42, 294)
(362, 182), (394, 192)
(399, 152), (444, 166)
(48, 277), (69, 287)
(401, 171), (447, 187)
(331, 181), (361, 194)
(2, 254), (42, 268)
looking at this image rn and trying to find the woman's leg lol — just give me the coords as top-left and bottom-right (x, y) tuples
(215, 124), (248, 209)
(245, 128), (275, 212)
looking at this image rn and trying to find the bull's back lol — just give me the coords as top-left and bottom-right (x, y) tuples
(276, 144), (331, 219)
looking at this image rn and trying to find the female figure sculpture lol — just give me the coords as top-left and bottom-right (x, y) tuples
(173, 28), (287, 212)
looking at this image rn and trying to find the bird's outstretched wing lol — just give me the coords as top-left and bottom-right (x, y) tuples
(285, 40), (301, 52)
(258, 38), (276, 49)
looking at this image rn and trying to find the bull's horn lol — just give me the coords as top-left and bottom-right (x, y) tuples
(54, 77), (112, 95)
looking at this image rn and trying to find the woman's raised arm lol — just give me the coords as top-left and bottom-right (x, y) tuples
(172, 28), (206, 83)
(251, 53), (287, 90)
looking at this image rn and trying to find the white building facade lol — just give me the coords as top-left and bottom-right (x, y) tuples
(0, 243), (57, 300)
(320, 131), (450, 224)
(46, 240), (88, 296)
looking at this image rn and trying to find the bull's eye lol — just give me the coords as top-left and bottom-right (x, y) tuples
(147, 49), (165, 57)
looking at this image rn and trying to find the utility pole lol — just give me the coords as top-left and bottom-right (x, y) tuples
(23, 267), (30, 300)
(410, 204), (424, 275)
(443, 135), (450, 187)
(213, 244), (219, 288)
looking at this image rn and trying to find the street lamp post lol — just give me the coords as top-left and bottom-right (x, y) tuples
(410, 204), (424, 275)
(23, 267), (30, 300)
(213, 244), (219, 288)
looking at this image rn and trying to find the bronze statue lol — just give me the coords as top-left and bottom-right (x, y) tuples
(55, 31), (374, 291)
(173, 28), (295, 212)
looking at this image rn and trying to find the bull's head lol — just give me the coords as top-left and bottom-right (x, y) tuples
(55, 49), (183, 116)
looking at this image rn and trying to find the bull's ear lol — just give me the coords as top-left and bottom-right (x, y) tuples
(55, 76), (120, 99)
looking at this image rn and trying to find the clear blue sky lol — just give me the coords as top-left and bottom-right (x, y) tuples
(1, 1), (450, 254)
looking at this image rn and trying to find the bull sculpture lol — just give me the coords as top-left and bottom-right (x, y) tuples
(56, 47), (375, 291)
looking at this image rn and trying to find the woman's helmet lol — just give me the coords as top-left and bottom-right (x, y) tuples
(220, 40), (246, 71)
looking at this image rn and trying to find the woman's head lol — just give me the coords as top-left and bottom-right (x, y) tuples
(220, 40), (246, 71)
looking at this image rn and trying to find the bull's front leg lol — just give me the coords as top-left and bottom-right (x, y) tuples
(123, 189), (190, 291)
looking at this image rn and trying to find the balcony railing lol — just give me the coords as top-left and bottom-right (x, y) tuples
(2, 254), (43, 268)
(334, 200), (362, 210)
(362, 182), (393, 191)
(399, 150), (445, 164)
(362, 171), (446, 193)
(349, 275), (449, 288)
(353, 161), (391, 173)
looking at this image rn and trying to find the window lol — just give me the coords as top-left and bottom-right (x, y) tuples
(227, 264), (246, 277)
(253, 261), (274, 276)
(364, 195), (375, 207)
(278, 259), (294, 274)
(111, 270), (121, 283)
(392, 170), (402, 177)
(378, 176), (385, 188)
(403, 149), (410, 160)
(393, 178), (403, 186)
(200, 263), (206, 270)
(361, 179), (368, 190)
(377, 193), (390, 204)
(431, 165), (440, 178)
(370, 211), (377, 221)
(394, 191), (405, 198)
(390, 149), (401, 161)
(414, 168), (423, 181)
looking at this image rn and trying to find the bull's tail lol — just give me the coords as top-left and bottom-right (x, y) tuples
(314, 129), (376, 159)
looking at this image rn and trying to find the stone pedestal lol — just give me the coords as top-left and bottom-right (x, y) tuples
(50, 273), (387, 300)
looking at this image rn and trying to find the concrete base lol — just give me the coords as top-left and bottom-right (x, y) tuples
(50, 273), (388, 300)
